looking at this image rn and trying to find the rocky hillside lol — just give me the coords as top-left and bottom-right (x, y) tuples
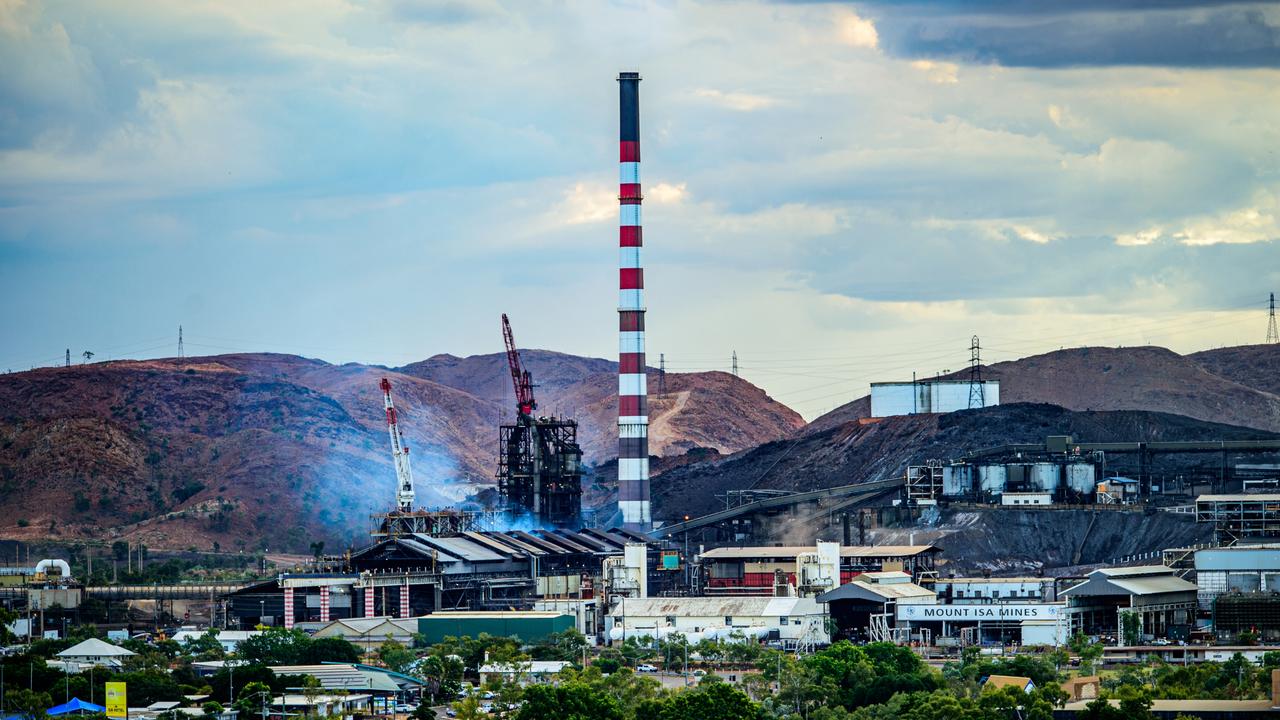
(651, 403), (1279, 522)
(399, 350), (805, 461)
(806, 344), (1280, 435)
(0, 351), (801, 551)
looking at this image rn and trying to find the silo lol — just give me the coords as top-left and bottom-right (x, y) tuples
(978, 464), (1007, 494)
(1031, 463), (1059, 492)
(1067, 463), (1096, 493)
(943, 464), (973, 496)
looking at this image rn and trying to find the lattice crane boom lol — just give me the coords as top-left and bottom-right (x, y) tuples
(380, 377), (416, 512)
(501, 314), (536, 417)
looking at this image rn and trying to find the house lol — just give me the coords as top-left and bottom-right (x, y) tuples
(478, 660), (570, 687)
(1061, 675), (1101, 702)
(171, 629), (262, 653)
(983, 675), (1035, 693)
(271, 694), (369, 720)
(310, 616), (419, 649)
(54, 638), (137, 671)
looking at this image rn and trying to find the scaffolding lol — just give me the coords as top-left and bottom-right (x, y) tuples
(905, 461), (944, 502)
(370, 509), (486, 538)
(497, 416), (583, 527)
(1195, 494), (1280, 543)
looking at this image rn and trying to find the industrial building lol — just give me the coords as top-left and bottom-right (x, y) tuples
(697, 543), (941, 595)
(606, 595), (830, 650)
(818, 571), (936, 643)
(1196, 494), (1280, 542)
(496, 314), (583, 527)
(1193, 545), (1280, 610)
(928, 577), (1054, 604)
(1060, 565), (1198, 642)
(870, 380), (999, 418)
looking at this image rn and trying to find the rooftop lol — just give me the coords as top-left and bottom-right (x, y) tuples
(699, 545), (939, 560)
(57, 638), (136, 658)
(1197, 494), (1280, 502)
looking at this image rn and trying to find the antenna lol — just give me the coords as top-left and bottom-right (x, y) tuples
(178, 325), (185, 359)
(732, 350), (738, 377)
(967, 336), (985, 409)
(1268, 293), (1278, 344)
(659, 353), (666, 398)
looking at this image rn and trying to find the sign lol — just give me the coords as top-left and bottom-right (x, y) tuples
(105, 682), (127, 719)
(896, 604), (1064, 622)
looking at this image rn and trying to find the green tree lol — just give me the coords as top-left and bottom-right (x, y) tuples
(182, 629), (227, 660)
(4, 689), (53, 719)
(232, 681), (274, 717)
(647, 681), (761, 720)
(237, 627), (311, 665)
(1069, 632), (1104, 676)
(450, 695), (487, 720)
(516, 683), (624, 720)
(378, 639), (416, 673)
(530, 629), (588, 664)
(804, 641), (938, 710)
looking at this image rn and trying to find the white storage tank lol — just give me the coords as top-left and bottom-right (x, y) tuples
(978, 464), (1007, 494)
(1031, 463), (1059, 492)
(943, 464), (973, 496)
(1066, 463), (1096, 493)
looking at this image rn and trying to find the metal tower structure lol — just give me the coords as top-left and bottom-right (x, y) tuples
(65, 349), (70, 368)
(497, 314), (583, 527)
(658, 353), (666, 398)
(967, 335), (985, 409)
(1268, 293), (1278, 344)
(178, 326), (184, 359)
(617, 71), (650, 529)
(732, 350), (738, 377)
(380, 378), (416, 512)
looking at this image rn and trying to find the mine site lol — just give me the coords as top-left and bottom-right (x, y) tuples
(3, 3), (1280, 719)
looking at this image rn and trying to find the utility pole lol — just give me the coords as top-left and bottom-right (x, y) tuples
(1267, 293), (1278, 344)
(967, 336), (985, 409)
(731, 351), (738, 377)
(178, 325), (185, 358)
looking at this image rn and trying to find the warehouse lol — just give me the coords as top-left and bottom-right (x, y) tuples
(606, 596), (830, 649)
(1193, 545), (1280, 610)
(416, 611), (576, 645)
(818, 571), (935, 643)
(1061, 566), (1198, 642)
(929, 577), (1054, 604)
(870, 380), (999, 417)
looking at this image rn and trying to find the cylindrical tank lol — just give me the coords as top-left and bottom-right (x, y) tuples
(978, 465), (1006, 494)
(1067, 463), (1096, 493)
(1031, 463), (1059, 492)
(943, 464), (973, 496)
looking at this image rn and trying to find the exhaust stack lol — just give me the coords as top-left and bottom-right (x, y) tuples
(617, 71), (650, 529)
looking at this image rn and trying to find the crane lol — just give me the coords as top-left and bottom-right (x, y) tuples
(502, 313), (536, 418)
(380, 377), (416, 512)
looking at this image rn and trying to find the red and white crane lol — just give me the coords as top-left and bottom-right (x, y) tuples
(380, 377), (416, 512)
(502, 313), (536, 419)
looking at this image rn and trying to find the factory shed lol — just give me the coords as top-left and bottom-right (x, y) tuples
(699, 544), (940, 593)
(311, 617), (419, 649)
(607, 596), (829, 649)
(1061, 565), (1197, 641)
(268, 664), (401, 694)
(817, 572), (935, 643)
(1194, 544), (1280, 610)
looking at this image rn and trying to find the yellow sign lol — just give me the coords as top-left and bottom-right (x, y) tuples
(105, 682), (127, 718)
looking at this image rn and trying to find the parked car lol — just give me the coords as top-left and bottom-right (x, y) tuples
(480, 691), (496, 700)
(692, 669), (706, 677)
(636, 664), (658, 672)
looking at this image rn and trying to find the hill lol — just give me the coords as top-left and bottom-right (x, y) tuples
(806, 344), (1280, 435)
(651, 402), (1279, 522)
(0, 351), (801, 551)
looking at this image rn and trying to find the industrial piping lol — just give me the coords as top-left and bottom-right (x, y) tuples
(617, 71), (650, 529)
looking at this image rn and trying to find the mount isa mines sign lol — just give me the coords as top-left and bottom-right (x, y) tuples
(896, 604), (1064, 621)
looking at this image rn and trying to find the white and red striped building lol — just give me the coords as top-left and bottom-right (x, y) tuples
(617, 71), (650, 530)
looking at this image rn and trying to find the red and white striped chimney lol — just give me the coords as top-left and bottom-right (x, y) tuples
(617, 71), (650, 529)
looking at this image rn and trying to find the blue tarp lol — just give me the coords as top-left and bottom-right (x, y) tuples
(47, 699), (106, 716)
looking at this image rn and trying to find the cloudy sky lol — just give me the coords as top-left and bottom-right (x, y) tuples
(2, 0), (1278, 419)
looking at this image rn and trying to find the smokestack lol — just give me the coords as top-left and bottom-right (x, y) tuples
(617, 71), (650, 530)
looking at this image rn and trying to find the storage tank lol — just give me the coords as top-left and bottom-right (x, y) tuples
(943, 464), (973, 496)
(1066, 463), (1096, 493)
(978, 464), (1007, 494)
(1031, 463), (1059, 492)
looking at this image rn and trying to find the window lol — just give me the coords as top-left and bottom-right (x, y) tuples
(725, 616), (733, 626)
(780, 617), (789, 625)
(665, 616), (676, 626)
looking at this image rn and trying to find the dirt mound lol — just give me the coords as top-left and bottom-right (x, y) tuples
(651, 403), (1278, 521)
(807, 344), (1280, 434)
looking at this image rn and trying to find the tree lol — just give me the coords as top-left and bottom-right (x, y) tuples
(378, 639), (416, 674)
(182, 629), (226, 660)
(648, 681), (761, 720)
(418, 654), (465, 703)
(450, 696), (487, 720)
(232, 681), (274, 717)
(299, 636), (361, 664)
(516, 683), (624, 720)
(201, 701), (224, 720)
(803, 641), (938, 710)
(530, 629), (588, 664)
(1069, 632), (1104, 676)
(4, 689), (53, 719)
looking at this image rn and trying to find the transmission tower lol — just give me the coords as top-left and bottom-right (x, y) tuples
(178, 325), (185, 358)
(732, 350), (738, 377)
(65, 349), (70, 368)
(658, 352), (666, 398)
(967, 335), (985, 409)
(1268, 293), (1278, 344)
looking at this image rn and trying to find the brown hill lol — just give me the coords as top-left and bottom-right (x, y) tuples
(398, 350), (805, 461)
(806, 345), (1280, 435)
(0, 351), (802, 551)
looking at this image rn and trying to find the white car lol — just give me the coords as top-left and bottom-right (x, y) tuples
(636, 664), (658, 672)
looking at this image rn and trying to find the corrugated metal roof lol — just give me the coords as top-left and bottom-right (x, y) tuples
(1109, 576), (1198, 595)
(1097, 565), (1172, 577)
(268, 665), (400, 693)
(1197, 494), (1280, 502)
(412, 535), (506, 563)
(616, 596), (812, 617)
(817, 581), (935, 603)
